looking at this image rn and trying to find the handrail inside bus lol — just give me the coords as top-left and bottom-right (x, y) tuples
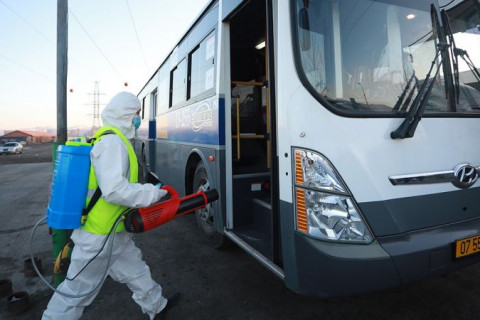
(231, 81), (271, 168)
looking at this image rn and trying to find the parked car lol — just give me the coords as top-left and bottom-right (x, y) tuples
(1, 142), (23, 154)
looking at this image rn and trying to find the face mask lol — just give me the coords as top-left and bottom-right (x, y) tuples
(132, 115), (141, 130)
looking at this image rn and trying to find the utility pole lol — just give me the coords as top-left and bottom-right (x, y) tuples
(53, 0), (70, 288)
(57, 0), (68, 144)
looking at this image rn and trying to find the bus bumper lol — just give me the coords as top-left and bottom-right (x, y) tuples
(285, 216), (480, 297)
(378, 216), (480, 285)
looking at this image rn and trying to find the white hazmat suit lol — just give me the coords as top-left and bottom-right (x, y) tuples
(42, 92), (168, 320)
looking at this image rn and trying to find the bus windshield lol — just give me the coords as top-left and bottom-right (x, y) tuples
(293, 0), (480, 115)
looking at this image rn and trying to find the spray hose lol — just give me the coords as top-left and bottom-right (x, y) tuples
(29, 215), (124, 298)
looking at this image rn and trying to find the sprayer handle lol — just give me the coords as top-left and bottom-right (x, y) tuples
(160, 185), (178, 199)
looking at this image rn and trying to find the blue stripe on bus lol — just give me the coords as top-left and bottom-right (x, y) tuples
(148, 120), (156, 139)
(157, 97), (225, 146)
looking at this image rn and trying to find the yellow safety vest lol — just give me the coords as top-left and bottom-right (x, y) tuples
(82, 126), (138, 235)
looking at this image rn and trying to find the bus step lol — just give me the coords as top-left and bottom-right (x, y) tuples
(234, 227), (273, 260)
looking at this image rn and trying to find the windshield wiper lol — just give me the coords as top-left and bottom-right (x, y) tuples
(391, 42), (449, 139)
(392, 72), (418, 112)
(455, 47), (480, 83)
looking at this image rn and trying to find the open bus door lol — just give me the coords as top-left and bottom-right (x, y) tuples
(226, 0), (282, 274)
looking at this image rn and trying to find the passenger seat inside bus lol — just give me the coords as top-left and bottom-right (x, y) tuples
(231, 84), (267, 174)
(231, 85), (263, 134)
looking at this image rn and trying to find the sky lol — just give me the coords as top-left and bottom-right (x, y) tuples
(0, 0), (209, 132)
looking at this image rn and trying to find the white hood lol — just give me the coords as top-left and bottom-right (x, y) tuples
(101, 92), (141, 139)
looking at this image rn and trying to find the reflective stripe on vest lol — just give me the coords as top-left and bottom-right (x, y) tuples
(82, 126), (138, 235)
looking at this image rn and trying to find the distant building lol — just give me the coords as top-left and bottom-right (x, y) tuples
(0, 130), (56, 144)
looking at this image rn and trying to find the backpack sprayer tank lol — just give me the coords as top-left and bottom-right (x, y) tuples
(46, 143), (92, 229)
(124, 185), (219, 233)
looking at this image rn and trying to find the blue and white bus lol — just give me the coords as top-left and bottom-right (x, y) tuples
(134, 0), (480, 297)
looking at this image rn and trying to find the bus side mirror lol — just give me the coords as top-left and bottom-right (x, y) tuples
(299, 8), (311, 51)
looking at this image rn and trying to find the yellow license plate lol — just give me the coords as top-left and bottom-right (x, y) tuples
(455, 234), (480, 258)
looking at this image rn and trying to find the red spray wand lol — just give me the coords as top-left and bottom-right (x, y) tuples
(124, 185), (219, 233)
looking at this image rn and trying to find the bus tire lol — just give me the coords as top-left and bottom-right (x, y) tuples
(193, 162), (229, 249)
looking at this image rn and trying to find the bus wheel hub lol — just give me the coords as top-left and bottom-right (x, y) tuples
(199, 205), (212, 222)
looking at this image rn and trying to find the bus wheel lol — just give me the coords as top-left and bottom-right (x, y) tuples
(193, 162), (229, 249)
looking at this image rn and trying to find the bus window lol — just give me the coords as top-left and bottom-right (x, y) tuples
(137, 94), (150, 138)
(170, 58), (187, 107)
(150, 90), (157, 119)
(189, 32), (216, 99)
(142, 96), (146, 115)
(157, 66), (169, 115)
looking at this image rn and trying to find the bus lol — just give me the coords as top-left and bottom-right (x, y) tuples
(134, 0), (480, 297)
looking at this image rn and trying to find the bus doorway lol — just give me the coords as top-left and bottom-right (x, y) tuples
(228, 0), (277, 263)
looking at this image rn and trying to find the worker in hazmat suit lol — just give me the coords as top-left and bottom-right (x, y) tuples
(42, 92), (177, 320)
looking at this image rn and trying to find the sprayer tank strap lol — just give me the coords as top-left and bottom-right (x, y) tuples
(82, 187), (102, 216)
(81, 130), (113, 219)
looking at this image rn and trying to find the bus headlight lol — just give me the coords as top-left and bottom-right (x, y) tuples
(294, 149), (373, 243)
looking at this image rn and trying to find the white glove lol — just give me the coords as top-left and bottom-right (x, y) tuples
(156, 187), (168, 200)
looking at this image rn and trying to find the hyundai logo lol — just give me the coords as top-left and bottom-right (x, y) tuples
(453, 164), (479, 189)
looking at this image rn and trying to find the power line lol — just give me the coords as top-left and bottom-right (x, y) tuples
(125, 0), (149, 70)
(0, 52), (53, 82)
(69, 8), (125, 82)
(0, 0), (53, 43)
(0, 0), (85, 73)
